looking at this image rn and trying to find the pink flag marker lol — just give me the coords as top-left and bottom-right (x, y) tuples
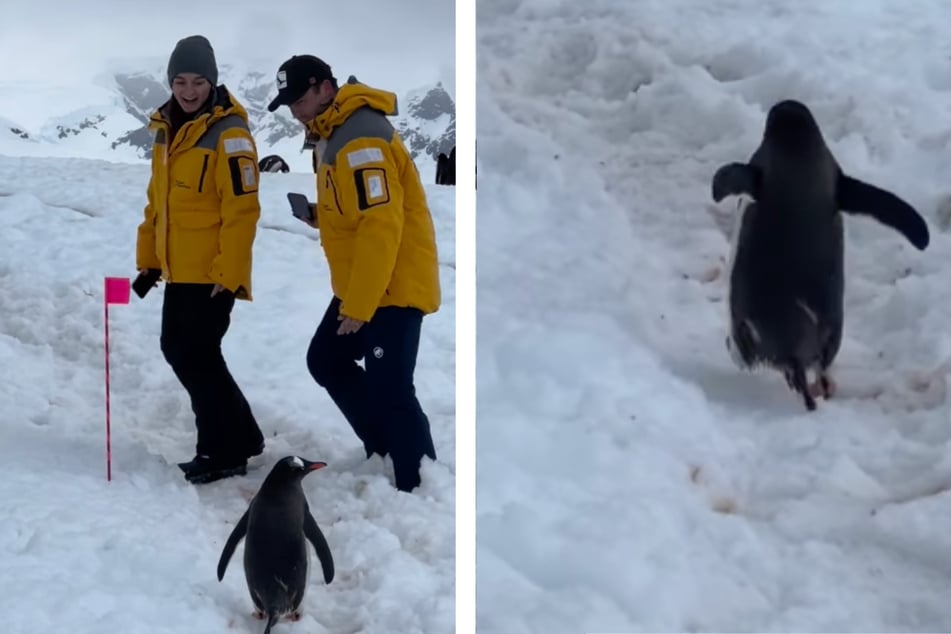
(104, 277), (130, 481)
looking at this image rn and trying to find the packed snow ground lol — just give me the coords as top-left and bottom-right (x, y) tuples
(0, 156), (455, 633)
(477, 0), (951, 632)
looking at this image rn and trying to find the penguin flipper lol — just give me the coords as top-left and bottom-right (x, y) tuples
(216, 509), (249, 581)
(837, 174), (930, 250)
(712, 162), (760, 202)
(304, 510), (335, 584)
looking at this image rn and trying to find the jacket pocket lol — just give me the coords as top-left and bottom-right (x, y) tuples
(172, 209), (220, 229)
(168, 210), (221, 280)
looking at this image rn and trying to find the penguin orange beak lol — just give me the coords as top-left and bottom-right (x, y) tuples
(305, 460), (328, 471)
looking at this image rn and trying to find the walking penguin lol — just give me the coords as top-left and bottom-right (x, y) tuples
(217, 456), (335, 633)
(711, 99), (929, 410)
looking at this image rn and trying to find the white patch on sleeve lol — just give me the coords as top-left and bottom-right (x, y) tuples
(347, 147), (384, 168)
(368, 174), (384, 199)
(241, 164), (256, 187)
(223, 137), (254, 154)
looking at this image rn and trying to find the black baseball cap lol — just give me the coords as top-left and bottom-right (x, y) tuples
(267, 55), (334, 112)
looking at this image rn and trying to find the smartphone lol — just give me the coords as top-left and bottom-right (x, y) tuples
(132, 268), (162, 299)
(287, 192), (316, 224)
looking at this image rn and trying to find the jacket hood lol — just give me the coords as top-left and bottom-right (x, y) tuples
(306, 76), (398, 139)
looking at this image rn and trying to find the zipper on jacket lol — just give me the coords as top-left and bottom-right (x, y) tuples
(326, 172), (343, 214)
(198, 155), (209, 192)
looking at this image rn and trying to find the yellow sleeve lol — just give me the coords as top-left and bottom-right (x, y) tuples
(135, 175), (161, 270)
(337, 139), (404, 322)
(210, 127), (261, 294)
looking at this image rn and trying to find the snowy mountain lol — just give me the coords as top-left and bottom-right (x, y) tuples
(478, 0), (951, 633)
(396, 83), (456, 162)
(0, 63), (454, 174)
(0, 115), (28, 141)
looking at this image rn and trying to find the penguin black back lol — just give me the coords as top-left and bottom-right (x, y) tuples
(217, 456), (334, 633)
(711, 99), (929, 410)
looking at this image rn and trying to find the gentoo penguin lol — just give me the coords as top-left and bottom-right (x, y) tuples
(217, 456), (334, 633)
(711, 99), (929, 410)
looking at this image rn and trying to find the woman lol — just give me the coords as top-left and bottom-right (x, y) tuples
(135, 35), (265, 485)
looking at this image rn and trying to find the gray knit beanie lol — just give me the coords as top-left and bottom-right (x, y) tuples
(167, 35), (218, 86)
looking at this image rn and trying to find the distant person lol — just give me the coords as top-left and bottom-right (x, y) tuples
(134, 35), (265, 485)
(266, 54), (440, 492)
(259, 154), (290, 173)
(435, 145), (456, 186)
(435, 152), (447, 185)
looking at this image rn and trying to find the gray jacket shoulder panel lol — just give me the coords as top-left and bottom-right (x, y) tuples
(323, 107), (395, 166)
(151, 114), (249, 152)
(196, 114), (249, 151)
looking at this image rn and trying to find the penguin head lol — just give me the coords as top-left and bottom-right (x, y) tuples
(264, 456), (328, 485)
(284, 455), (327, 472)
(763, 99), (823, 152)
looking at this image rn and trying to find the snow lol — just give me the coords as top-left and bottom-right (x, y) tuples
(0, 156), (455, 632)
(477, 0), (951, 632)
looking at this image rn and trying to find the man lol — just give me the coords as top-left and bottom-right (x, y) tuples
(266, 55), (441, 492)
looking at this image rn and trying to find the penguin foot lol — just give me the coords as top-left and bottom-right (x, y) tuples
(820, 374), (836, 399)
(252, 609), (266, 620)
(288, 611), (302, 622)
(807, 374), (836, 400)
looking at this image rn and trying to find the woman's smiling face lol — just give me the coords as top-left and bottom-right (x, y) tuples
(171, 73), (212, 114)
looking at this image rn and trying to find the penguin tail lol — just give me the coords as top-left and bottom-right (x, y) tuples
(783, 358), (817, 411)
(263, 611), (280, 634)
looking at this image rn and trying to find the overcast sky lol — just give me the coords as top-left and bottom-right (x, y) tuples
(0, 0), (455, 98)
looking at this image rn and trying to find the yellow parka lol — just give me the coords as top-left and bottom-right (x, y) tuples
(136, 87), (260, 300)
(306, 77), (441, 322)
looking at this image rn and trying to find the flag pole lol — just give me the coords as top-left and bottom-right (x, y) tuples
(103, 276), (130, 482)
(104, 278), (112, 482)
